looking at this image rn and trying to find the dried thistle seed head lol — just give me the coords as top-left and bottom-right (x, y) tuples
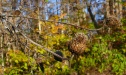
(106, 16), (121, 29)
(75, 32), (88, 42)
(68, 33), (88, 55)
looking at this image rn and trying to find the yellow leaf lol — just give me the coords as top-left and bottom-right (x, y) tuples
(59, 13), (66, 19)
(15, 60), (18, 63)
(49, 15), (59, 21)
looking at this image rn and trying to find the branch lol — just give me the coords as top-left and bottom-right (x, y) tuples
(20, 32), (68, 60)
(0, 15), (104, 31)
(87, 5), (99, 29)
(86, 2), (103, 34)
(6, 21), (68, 60)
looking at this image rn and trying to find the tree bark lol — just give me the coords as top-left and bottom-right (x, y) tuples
(87, 6), (99, 29)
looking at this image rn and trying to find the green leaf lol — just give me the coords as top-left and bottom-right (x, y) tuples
(15, 60), (18, 64)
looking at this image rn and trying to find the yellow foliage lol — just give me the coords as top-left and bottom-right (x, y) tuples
(37, 48), (46, 54)
(49, 15), (59, 21)
(49, 13), (66, 21)
(51, 24), (65, 33)
(39, 20), (46, 26)
(123, 2), (126, 6)
(59, 13), (67, 19)
(7, 50), (28, 63)
(51, 24), (58, 33)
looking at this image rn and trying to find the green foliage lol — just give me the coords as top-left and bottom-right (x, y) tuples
(5, 50), (37, 74)
(5, 67), (23, 75)
(1, 0), (126, 75)
(7, 50), (28, 63)
(3, 21), (126, 75)
(2, 7), (126, 75)
(30, 22), (126, 74)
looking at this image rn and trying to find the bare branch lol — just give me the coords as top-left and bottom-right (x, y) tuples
(6, 20), (68, 60)
(21, 32), (68, 60)
(1, 15), (104, 31)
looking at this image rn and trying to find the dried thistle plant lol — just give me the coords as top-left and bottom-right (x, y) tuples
(68, 33), (88, 55)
